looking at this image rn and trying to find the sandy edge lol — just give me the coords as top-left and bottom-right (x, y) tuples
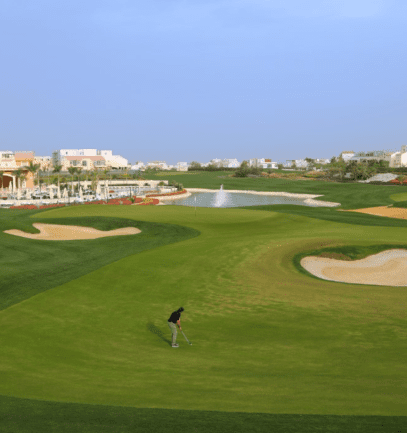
(184, 188), (340, 207)
(4, 223), (141, 241)
(344, 206), (407, 220)
(301, 249), (407, 286)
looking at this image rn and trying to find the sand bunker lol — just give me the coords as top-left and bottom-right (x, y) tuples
(4, 223), (141, 241)
(345, 206), (407, 219)
(301, 249), (407, 286)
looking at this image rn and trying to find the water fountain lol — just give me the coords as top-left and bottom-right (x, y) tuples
(213, 185), (229, 207)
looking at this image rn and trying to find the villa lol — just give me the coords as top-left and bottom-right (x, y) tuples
(0, 151), (36, 190)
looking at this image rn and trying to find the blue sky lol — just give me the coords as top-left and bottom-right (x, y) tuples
(1, 0), (406, 164)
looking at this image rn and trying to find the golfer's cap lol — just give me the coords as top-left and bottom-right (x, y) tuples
(178, 307), (184, 312)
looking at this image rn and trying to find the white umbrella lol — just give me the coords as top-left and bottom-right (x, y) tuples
(96, 183), (101, 195)
(63, 188), (68, 198)
(49, 187), (54, 199)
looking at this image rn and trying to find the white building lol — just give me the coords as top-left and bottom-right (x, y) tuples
(314, 158), (330, 165)
(250, 158), (278, 169)
(221, 158), (240, 168)
(34, 155), (53, 171)
(131, 161), (145, 171)
(209, 158), (223, 167)
(339, 151), (355, 162)
(53, 149), (129, 171)
(145, 161), (172, 170)
(284, 159), (308, 168)
(176, 162), (188, 171)
(351, 150), (395, 166)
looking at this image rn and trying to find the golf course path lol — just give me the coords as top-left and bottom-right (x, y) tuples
(4, 223), (141, 241)
(345, 206), (407, 219)
(301, 249), (407, 286)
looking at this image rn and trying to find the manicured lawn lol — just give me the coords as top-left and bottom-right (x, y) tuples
(0, 203), (406, 431)
(0, 208), (199, 310)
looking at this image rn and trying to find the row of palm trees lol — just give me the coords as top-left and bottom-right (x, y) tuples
(2, 161), (134, 194)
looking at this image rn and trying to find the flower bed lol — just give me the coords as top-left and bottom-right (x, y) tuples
(146, 189), (187, 198)
(8, 195), (160, 210)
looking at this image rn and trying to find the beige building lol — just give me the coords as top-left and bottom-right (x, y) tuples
(53, 149), (129, 171)
(61, 155), (106, 171)
(0, 151), (35, 189)
(389, 145), (407, 168)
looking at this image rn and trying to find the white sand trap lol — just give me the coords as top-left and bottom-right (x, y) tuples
(4, 223), (141, 241)
(301, 249), (407, 286)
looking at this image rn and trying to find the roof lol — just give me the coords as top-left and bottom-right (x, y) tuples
(14, 152), (34, 160)
(64, 156), (105, 161)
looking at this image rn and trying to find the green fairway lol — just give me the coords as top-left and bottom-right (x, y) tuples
(0, 203), (406, 430)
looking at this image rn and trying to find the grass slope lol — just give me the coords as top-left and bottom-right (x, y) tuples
(0, 208), (199, 310)
(241, 204), (407, 227)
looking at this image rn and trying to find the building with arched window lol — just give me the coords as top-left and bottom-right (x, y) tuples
(0, 151), (35, 190)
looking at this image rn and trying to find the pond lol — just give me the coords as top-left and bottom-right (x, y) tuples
(170, 191), (329, 208)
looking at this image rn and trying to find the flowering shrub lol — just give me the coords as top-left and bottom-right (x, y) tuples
(146, 189), (187, 197)
(139, 198), (159, 205)
(8, 195), (160, 209)
(10, 205), (38, 210)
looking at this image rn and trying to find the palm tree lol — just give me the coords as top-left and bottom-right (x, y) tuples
(18, 171), (27, 191)
(68, 167), (77, 193)
(0, 172), (4, 190)
(76, 167), (82, 192)
(90, 169), (99, 192)
(12, 168), (23, 191)
(27, 161), (41, 190)
(53, 164), (63, 193)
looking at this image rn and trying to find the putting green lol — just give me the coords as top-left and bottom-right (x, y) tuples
(390, 192), (407, 202)
(0, 205), (406, 418)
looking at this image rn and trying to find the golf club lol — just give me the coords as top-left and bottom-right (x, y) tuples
(181, 330), (192, 345)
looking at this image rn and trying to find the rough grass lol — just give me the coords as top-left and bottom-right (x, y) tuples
(0, 204), (406, 431)
(0, 395), (403, 433)
(392, 200), (407, 208)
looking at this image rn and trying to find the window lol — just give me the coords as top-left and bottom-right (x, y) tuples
(82, 160), (87, 166)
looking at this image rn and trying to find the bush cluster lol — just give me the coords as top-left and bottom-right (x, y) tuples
(234, 166), (262, 178)
(146, 189), (187, 197)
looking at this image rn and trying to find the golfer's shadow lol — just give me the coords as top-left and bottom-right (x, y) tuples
(147, 322), (172, 347)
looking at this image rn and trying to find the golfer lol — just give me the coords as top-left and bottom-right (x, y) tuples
(168, 307), (184, 348)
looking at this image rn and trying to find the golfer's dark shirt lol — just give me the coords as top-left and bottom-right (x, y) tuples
(168, 311), (181, 323)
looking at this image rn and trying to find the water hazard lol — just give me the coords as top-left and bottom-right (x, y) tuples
(171, 190), (324, 208)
